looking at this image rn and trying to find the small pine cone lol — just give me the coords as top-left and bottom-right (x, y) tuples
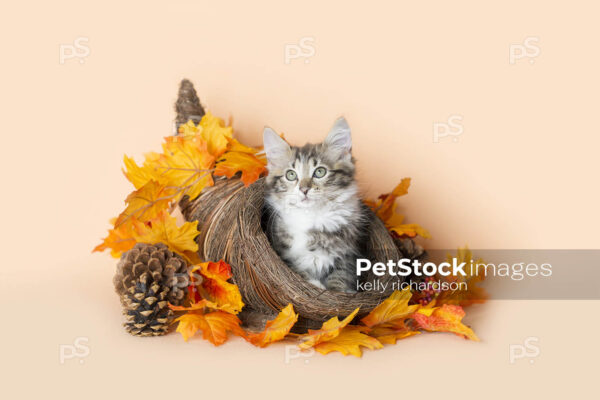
(114, 243), (190, 336)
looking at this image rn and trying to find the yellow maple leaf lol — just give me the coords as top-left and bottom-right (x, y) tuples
(298, 308), (359, 349)
(174, 310), (243, 345)
(214, 151), (267, 187)
(132, 210), (199, 254)
(412, 304), (479, 341)
(369, 321), (421, 344)
(154, 135), (215, 200)
(114, 180), (175, 227)
(192, 261), (244, 314)
(245, 304), (299, 347)
(359, 289), (421, 345)
(178, 113), (233, 158)
(122, 154), (163, 189)
(199, 112), (233, 157)
(389, 223), (431, 239)
(436, 247), (487, 307)
(226, 137), (259, 154)
(361, 289), (419, 327)
(312, 326), (383, 357)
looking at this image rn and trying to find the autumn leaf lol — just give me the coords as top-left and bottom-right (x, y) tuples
(389, 223), (431, 239)
(93, 219), (136, 258)
(193, 261), (244, 314)
(174, 310), (243, 345)
(132, 210), (199, 254)
(361, 289), (419, 328)
(168, 298), (219, 312)
(245, 304), (299, 347)
(367, 178), (430, 239)
(359, 289), (421, 345)
(155, 135), (215, 200)
(436, 247), (487, 307)
(313, 326), (383, 357)
(226, 137), (259, 154)
(214, 151), (267, 187)
(369, 321), (421, 344)
(178, 113), (234, 158)
(372, 178), (411, 221)
(198, 112), (233, 157)
(114, 180), (175, 227)
(298, 308), (359, 350)
(122, 154), (162, 189)
(412, 304), (479, 341)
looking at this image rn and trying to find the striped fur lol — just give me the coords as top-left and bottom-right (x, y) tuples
(261, 118), (373, 293)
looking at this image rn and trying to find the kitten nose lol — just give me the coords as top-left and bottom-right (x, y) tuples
(300, 187), (310, 195)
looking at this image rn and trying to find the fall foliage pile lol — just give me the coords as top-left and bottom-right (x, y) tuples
(95, 96), (486, 356)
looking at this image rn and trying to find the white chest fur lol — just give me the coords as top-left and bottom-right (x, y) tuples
(274, 200), (358, 277)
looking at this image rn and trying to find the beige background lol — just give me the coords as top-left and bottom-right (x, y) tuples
(0, 0), (598, 398)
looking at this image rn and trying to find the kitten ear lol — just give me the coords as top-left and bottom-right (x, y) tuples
(263, 127), (291, 168)
(325, 117), (352, 158)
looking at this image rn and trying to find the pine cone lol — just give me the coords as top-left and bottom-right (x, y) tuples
(114, 243), (190, 336)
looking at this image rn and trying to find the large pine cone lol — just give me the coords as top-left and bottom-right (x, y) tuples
(114, 243), (190, 336)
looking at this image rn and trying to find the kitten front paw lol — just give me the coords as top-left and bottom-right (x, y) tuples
(308, 279), (326, 290)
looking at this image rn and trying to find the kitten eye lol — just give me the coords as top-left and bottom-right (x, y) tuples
(285, 170), (297, 181)
(313, 167), (327, 178)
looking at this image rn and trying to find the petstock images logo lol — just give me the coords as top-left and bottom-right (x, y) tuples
(354, 249), (600, 301)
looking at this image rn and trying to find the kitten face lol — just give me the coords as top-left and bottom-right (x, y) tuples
(263, 117), (357, 210)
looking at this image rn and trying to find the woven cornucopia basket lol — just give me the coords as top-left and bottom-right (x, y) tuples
(180, 177), (424, 329)
(173, 80), (424, 330)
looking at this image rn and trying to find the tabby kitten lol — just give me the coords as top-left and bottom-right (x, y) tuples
(262, 117), (373, 293)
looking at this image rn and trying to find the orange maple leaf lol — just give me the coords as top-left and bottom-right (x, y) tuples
(312, 325), (383, 357)
(367, 178), (431, 239)
(373, 178), (411, 221)
(93, 219), (136, 258)
(245, 304), (299, 347)
(192, 261), (244, 314)
(174, 310), (243, 345)
(214, 151), (267, 187)
(298, 308), (359, 350)
(412, 304), (479, 341)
